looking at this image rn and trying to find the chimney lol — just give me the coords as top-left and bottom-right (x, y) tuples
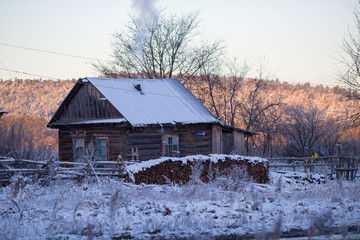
(134, 84), (141, 92)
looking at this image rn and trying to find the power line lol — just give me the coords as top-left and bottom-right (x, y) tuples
(0, 67), (64, 80)
(0, 60), (13, 78)
(0, 42), (109, 62)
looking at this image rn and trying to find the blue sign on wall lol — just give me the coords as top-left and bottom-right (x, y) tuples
(195, 132), (206, 136)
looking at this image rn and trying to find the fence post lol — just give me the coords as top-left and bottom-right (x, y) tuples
(335, 144), (342, 179)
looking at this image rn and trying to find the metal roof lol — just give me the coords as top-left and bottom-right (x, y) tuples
(85, 78), (220, 127)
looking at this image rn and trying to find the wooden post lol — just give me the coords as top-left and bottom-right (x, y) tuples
(211, 125), (222, 154)
(130, 148), (139, 161)
(292, 158), (295, 172)
(335, 144), (342, 179)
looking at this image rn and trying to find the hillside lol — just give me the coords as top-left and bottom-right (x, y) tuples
(0, 78), (350, 121)
(0, 78), (358, 157)
(0, 79), (75, 119)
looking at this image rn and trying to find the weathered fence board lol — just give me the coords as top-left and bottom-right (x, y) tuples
(269, 154), (359, 180)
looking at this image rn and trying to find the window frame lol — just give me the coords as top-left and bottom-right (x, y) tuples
(96, 137), (109, 161)
(73, 138), (85, 162)
(162, 135), (180, 157)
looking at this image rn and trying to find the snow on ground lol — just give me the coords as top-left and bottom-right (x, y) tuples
(0, 171), (359, 239)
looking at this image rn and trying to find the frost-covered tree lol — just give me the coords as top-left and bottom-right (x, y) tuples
(94, 11), (223, 84)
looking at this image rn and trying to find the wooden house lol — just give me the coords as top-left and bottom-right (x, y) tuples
(47, 78), (257, 162)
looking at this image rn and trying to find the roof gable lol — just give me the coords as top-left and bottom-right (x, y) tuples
(87, 77), (220, 127)
(48, 80), (124, 127)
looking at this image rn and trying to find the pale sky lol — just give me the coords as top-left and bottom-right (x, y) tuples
(0, 0), (357, 86)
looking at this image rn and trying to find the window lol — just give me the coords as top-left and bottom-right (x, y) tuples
(163, 135), (179, 157)
(97, 138), (108, 161)
(73, 138), (84, 161)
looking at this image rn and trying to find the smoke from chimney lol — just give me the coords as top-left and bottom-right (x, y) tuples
(131, 0), (158, 71)
(131, 0), (158, 23)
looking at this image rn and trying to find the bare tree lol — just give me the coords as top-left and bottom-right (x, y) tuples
(278, 104), (345, 157)
(192, 57), (250, 126)
(338, 1), (360, 125)
(254, 102), (283, 157)
(94, 11), (223, 84)
(279, 104), (325, 157)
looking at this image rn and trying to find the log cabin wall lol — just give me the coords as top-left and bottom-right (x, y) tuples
(125, 124), (213, 161)
(58, 123), (213, 162)
(58, 130), (73, 162)
(58, 127), (126, 162)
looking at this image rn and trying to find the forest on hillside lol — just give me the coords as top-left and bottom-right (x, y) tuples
(0, 78), (359, 159)
(0, 79), (75, 157)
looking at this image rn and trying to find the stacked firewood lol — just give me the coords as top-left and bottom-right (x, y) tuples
(128, 155), (269, 185)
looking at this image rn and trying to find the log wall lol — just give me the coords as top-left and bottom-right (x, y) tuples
(125, 124), (213, 161)
(58, 124), (214, 162)
(59, 128), (126, 162)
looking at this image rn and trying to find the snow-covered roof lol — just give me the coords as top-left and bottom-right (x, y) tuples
(86, 77), (220, 127)
(57, 118), (127, 125)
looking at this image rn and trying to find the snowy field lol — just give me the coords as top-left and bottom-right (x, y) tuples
(0, 171), (359, 239)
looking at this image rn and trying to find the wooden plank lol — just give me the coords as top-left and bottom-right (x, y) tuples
(180, 138), (212, 144)
(233, 131), (245, 155)
(126, 144), (161, 151)
(138, 154), (162, 161)
(180, 134), (211, 139)
(126, 134), (161, 140)
(126, 139), (161, 145)
(137, 149), (161, 156)
(211, 125), (222, 154)
(109, 147), (124, 151)
(222, 132), (233, 154)
(109, 143), (125, 149)
(180, 150), (210, 156)
(181, 146), (211, 153)
(108, 137), (126, 143)
(15, 159), (47, 164)
(59, 145), (73, 151)
(0, 169), (48, 173)
(179, 142), (211, 149)
(179, 131), (211, 138)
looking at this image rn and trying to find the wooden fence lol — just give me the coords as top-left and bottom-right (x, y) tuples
(0, 156), (129, 184)
(269, 145), (359, 180)
(1, 150), (359, 185)
(268, 156), (359, 180)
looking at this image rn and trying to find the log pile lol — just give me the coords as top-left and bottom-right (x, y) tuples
(128, 155), (269, 185)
